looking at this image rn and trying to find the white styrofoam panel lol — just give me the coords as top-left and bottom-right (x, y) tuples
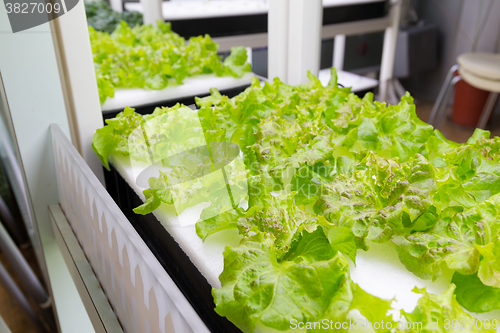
(101, 72), (254, 112)
(318, 69), (379, 92)
(322, 0), (386, 7)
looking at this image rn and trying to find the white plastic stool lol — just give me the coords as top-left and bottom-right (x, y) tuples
(428, 52), (500, 129)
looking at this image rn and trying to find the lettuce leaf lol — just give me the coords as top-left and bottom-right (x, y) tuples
(392, 211), (480, 281)
(316, 153), (438, 248)
(400, 285), (494, 332)
(215, 229), (397, 333)
(393, 193), (500, 281)
(92, 106), (144, 170)
(327, 227), (357, 264)
(236, 192), (318, 256)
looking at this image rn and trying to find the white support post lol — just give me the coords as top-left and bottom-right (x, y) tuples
(268, 0), (289, 82)
(140, 0), (163, 27)
(287, 0), (323, 86)
(109, 0), (123, 13)
(333, 34), (346, 70)
(378, 0), (401, 102)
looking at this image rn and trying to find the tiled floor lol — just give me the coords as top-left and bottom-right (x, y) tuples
(414, 100), (500, 143)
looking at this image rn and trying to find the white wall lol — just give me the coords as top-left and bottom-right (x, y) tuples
(403, 0), (500, 101)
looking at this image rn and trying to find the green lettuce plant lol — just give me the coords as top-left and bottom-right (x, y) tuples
(90, 21), (251, 104)
(93, 69), (500, 332)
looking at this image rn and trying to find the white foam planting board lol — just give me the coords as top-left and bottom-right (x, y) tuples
(101, 72), (254, 112)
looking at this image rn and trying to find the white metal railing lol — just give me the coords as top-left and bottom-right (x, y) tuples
(51, 124), (208, 333)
